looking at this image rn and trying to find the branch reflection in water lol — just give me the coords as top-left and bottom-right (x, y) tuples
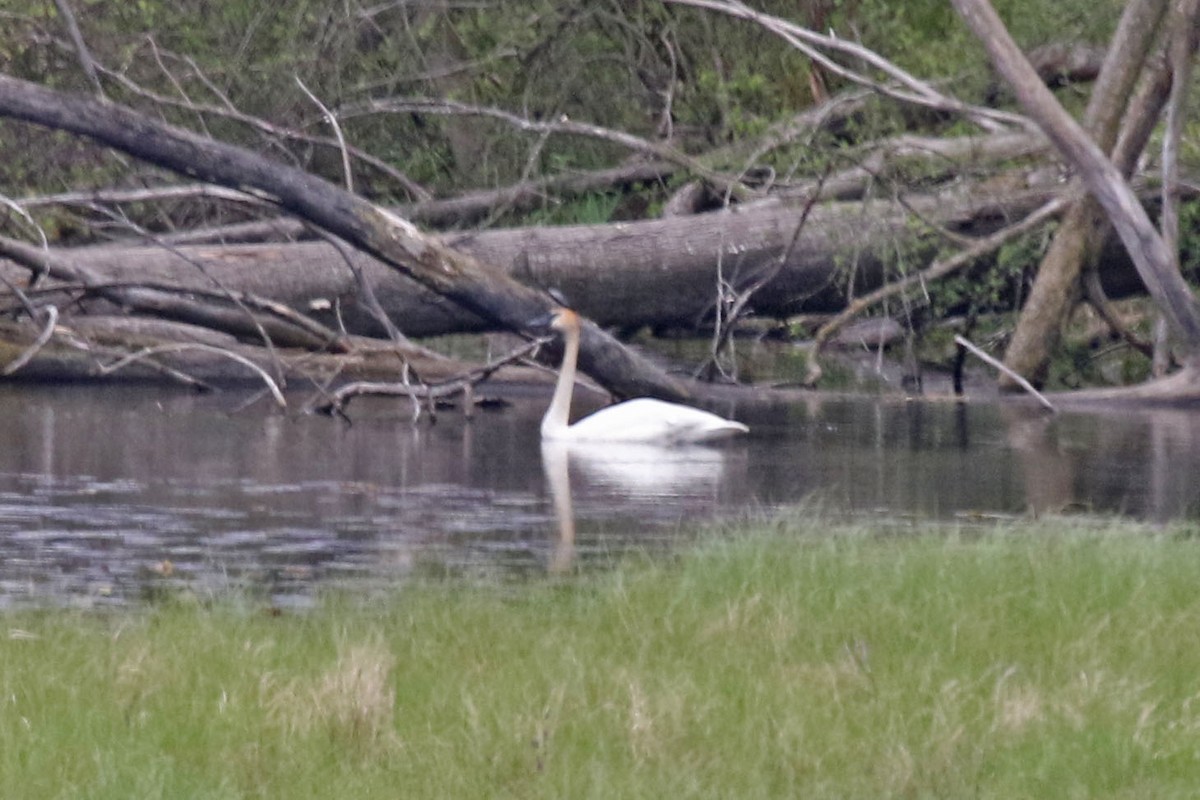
(540, 438), (739, 573)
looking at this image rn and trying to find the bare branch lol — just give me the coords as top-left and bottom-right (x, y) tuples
(157, 160), (678, 243)
(311, 336), (546, 417)
(804, 194), (1070, 385)
(699, 169), (828, 381)
(97, 343), (287, 408)
(94, 62), (431, 202)
(0, 74), (693, 400)
(664, 0), (1033, 133)
(952, 0), (1200, 358)
(295, 77), (354, 194)
(0, 234), (346, 353)
(18, 183), (261, 212)
(337, 96), (753, 199)
(955, 334), (1055, 411)
(309, 229), (414, 347)
(0, 194), (51, 256)
(1, 305), (58, 376)
(1161, 0), (1200, 258)
(51, 0), (104, 97)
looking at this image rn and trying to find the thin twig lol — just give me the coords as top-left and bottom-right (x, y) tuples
(804, 194), (1070, 385)
(698, 168), (829, 380)
(664, 0), (1032, 134)
(97, 343), (287, 408)
(92, 60), (430, 201)
(52, 0), (104, 97)
(955, 334), (1055, 412)
(296, 76), (354, 194)
(78, 206), (301, 383)
(311, 337), (546, 417)
(1, 306), (58, 376)
(338, 96), (752, 200)
(48, 326), (213, 390)
(0, 194), (51, 254)
(18, 183), (259, 211)
(308, 227), (415, 347)
(0, 234), (346, 352)
(0, 264), (40, 320)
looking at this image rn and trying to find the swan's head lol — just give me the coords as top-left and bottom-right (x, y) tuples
(528, 306), (580, 336)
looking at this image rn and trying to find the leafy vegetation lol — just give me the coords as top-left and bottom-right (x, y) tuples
(4, 518), (1200, 797)
(0, 0), (1132, 200)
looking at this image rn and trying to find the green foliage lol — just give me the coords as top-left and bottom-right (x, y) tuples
(928, 225), (1052, 320)
(0, 0), (1133, 208)
(522, 191), (624, 226)
(1180, 199), (1200, 282)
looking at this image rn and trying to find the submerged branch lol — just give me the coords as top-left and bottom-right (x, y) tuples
(955, 334), (1055, 412)
(96, 342), (287, 407)
(311, 337), (547, 418)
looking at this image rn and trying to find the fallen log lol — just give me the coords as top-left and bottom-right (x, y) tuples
(0, 315), (546, 389)
(3, 173), (1084, 340)
(0, 73), (689, 402)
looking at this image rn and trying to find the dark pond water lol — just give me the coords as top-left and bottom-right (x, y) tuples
(1, 383), (1199, 608)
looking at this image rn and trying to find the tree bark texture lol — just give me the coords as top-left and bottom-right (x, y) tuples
(952, 0), (1200, 361)
(1, 178), (1089, 341)
(1000, 0), (1172, 387)
(0, 74), (689, 402)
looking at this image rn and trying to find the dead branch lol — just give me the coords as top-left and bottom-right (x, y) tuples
(94, 61), (431, 202)
(336, 96), (753, 200)
(804, 194), (1070, 386)
(311, 336), (546, 417)
(296, 77), (354, 194)
(1, 305), (57, 375)
(148, 127), (1043, 248)
(1161, 0), (1200, 259)
(776, 131), (1050, 203)
(18, 183), (261, 213)
(95, 342), (287, 406)
(12, 318), (215, 389)
(0, 73), (692, 402)
(51, 0), (103, 97)
(6, 173), (1087, 343)
(0, 234), (348, 352)
(955, 334), (1055, 411)
(154, 160), (678, 245)
(699, 169), (827, 380)
(665, 0), (1033, 134)
(952, 0), (1200, 358)
(1152, 0), (1200, 373)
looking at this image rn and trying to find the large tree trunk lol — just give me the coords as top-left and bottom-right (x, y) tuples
(953, 0), (1200, 365)
(0, 73), (689, 402)
(999, 0), (1171, 388)
(1, 177), (1084, 339)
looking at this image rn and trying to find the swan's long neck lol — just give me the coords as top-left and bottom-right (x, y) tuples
(542, 321), (579, 437)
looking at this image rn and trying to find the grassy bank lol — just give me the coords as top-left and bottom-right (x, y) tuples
(4, 521), (1200, 798)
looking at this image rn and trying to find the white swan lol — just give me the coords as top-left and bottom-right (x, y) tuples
(534, 307), (749, 443)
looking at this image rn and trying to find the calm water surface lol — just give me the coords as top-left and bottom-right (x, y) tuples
(1, 383), (1198, 607)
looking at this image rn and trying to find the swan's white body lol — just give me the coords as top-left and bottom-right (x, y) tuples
(539, 309), (748, 444)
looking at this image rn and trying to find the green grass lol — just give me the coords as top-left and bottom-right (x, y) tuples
(5, 520), (1200, 798)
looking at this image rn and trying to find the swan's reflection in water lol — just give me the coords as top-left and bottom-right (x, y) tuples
(541, 439), (738, 573)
